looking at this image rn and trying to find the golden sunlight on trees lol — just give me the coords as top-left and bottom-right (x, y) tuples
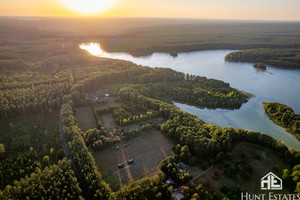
(0, 144), (4, 154)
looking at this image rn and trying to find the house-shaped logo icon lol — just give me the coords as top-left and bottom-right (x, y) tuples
(261, 172), (282, 190)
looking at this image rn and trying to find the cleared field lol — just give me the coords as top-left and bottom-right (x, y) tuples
(96, 97), (122, 107)
(195, 142), (289, 194)
(99, 113), (117, 129)
(92, 129), (174, 190)
(92, 83), (130, 97)
(75, 106), (96, 131)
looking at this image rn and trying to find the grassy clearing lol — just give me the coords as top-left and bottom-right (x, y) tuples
(94, 97), (122, 108)
(196, 142), (289, 194)
(92, 83), (130, 97)
(99, 113), (117, 129)
(74, 106), (97, 131)
(92, 129), (174, 190)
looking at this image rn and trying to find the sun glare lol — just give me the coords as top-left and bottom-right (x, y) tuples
(79, 43), (103, 55)
(61, 0), (113, 15)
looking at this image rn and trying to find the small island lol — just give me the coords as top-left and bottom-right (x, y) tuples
(170, 51), (178, 57)
(263, 102), (300, 140)
(253, 62), (267, 71)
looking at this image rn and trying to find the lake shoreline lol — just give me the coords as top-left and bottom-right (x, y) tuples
(80, 44), (300, 149)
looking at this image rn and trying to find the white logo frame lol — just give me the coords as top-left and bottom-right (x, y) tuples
(261, 172), (282, 190)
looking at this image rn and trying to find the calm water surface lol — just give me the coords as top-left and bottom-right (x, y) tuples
(80, 44), (300, 150)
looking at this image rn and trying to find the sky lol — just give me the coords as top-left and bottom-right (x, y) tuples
(1, 0), (300, 21)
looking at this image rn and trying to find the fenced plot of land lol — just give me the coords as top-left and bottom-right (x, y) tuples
(122, 117), (165, 131)
(99, 113), (117, 128)
(75, 106), (97, 131)
(195, 142), (289, 194)
(92, 130), (174, 190)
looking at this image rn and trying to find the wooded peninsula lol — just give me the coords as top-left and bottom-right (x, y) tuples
(264, 102), (300, 141)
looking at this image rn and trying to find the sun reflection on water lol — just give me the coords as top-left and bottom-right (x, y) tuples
(79, 43), (102, 55)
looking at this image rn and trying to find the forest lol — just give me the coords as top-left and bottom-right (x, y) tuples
(264, 102), (300, 140)
(1, 17), (300, 57)
(0, 17), (300, 199)
(225, 48), (300, 68)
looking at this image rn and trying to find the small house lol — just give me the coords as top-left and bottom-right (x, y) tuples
(172, 192), (184, 200)
(107, 130), (120, 138)
(166, 178), (175, 185)
(177, 162), (188, 171)
(107, 132), (114, 138)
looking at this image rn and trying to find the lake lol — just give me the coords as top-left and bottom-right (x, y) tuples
(80, 43), (300, 150)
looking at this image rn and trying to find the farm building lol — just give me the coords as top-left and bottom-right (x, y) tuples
(177, 162), (188, 171)
(172, 192), (184, 200)
(166, 178), (175, 185)
(107, 130), (120, 138)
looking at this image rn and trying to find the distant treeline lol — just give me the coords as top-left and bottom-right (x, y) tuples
(1, 18), (300, 56)
(225, 48), (300, 68)
(263, 102), (300, 140)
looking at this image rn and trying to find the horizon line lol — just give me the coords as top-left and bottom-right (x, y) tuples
(1, 15), (300, 23)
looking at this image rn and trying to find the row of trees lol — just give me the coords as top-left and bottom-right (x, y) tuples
(60, 100), (113, 199)
(95, 103), (159, 126)
(264, 102), (300, 140)
(116, 173), (172, 200)
(113, 107), (158, 126)
(116, 172), (216, 200)
(120, 122), (159, 140)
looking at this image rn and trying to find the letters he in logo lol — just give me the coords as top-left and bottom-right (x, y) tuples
(261, 172), (282, 190)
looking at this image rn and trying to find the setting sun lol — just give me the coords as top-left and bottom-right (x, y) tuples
(60, 0), (114, 15)
(79, 43), (103, 55)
